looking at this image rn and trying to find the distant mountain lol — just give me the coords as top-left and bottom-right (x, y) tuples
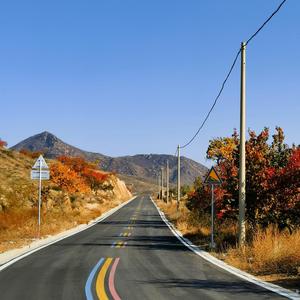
(11, 131), (208, 188)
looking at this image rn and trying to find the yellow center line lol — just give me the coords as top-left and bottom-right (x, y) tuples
(96, 258), (112, 300)
(116, 241), (123, 248)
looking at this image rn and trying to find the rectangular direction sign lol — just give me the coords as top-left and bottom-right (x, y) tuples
(31, 170), (50, 180)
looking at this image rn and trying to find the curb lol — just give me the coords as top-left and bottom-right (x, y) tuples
(0, 196), (136, 272)
(151, 198), (300, 300)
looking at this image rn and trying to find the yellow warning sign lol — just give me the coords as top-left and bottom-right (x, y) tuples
(204, 167), (222, 185)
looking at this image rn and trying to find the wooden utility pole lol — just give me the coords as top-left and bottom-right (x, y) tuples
(161, 167), (164, 201)
(158, 175), (161, 200)
(177, 145), (180, 210)
(239, 41), (246, 247)
(166, 160), (169, 203)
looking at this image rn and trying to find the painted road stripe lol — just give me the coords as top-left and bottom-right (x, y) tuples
(0, 196), (137, 273)
(115, 241), (127, 248)
(109, 258), (121, 300)
(111, 241), (117, 248)
(116, 241), (123, 248)
(96, 258), (113, 300)
(85, 257), (105, 300)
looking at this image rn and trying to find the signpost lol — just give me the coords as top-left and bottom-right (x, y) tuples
(204, 166), (222, 249)
(31, 155), (49, 238)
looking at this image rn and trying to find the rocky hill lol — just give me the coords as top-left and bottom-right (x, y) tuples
(12, 131), (208, 189)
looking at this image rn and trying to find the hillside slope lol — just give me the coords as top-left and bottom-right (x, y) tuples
(12, 132), (208, 188)
(0, 148), (132, 252)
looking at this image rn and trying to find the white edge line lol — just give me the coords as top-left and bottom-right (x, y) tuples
(150, 197), (300, 300)
(0, 196), (137, 272)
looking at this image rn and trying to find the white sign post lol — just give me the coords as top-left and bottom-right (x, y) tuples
(31, 155), (49, 238)
(204, 167), (222, 250)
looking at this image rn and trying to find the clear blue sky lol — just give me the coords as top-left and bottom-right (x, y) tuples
(0, 0), (299, 165)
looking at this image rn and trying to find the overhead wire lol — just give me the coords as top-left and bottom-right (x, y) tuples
(178, 0), (288, 151)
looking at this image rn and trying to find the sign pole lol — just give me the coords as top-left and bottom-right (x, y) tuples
(204, 166), (222, 250)
(38, 161), (42, 238)
(31, 155), (49, 239)
(211, 184), (215, 249)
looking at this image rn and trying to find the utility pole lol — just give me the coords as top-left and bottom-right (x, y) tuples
(177, 145), (180, 211)
(158, 174), (161, 200)
(166, 160), (169, 203)
(239, 41), (246, 247)
(161, 167), (164, 202)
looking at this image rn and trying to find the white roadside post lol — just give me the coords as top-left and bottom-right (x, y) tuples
(204, 167), (222, 250)
(31, 155), (50, 238)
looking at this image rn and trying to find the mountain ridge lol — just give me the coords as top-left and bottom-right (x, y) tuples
(11, 131), (208, 188)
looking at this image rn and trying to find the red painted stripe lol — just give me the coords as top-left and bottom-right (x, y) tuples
(109, 258), (121, 300)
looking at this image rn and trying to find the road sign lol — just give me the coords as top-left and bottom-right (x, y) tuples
(31, 170), (50, 180)
(204, 166), (222, 250)
(30, 154), (49, 238)
(204, 167), (222, 185)
(32, 155), (49, 169)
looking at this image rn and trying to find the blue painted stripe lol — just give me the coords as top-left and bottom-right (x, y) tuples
(85, 257), (105, 300)
(111, 241), (117, 248)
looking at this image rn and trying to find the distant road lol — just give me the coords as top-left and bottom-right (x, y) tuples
(0, 196), (288, 299)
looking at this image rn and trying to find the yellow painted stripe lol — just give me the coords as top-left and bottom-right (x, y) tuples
(96, 258), (113, 300)
(116, 241), (123, 248)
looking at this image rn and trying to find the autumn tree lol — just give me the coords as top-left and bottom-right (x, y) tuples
(55, 156), (110, 191)
(50, 161), (90, 194)
(188, 127), (299, 231)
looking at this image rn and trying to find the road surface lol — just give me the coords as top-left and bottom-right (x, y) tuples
(0, 195), (288, 299)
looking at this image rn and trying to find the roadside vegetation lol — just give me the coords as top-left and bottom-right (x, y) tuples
(0, 141), (131, 253)
(156, 127), (300, 290)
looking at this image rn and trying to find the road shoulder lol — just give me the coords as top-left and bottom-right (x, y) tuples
(0, 196), (136, 271)
(151, 197), (300, 300)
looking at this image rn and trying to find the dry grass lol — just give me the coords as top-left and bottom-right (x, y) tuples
(156, 199), (212, 248)
(225, 227), (300, 276)
(0, 148), (131, 253)
(155, 197), (300, 290)
(0, 197), (125, 253)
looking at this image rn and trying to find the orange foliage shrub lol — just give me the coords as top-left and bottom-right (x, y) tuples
(56, 156), (109, 190)
(58, 156), (96, 173)
(0, 139), (7, 148)
(83, 169), (109, 189)
(50, 161), (90, 194)
(20, 149), (44, 159)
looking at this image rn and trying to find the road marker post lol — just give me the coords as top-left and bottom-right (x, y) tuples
(31, 155), (50, 238)
(204, 167), (222, 250)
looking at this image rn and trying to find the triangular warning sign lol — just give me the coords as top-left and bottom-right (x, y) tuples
(204, 167), (222, 185)
(32, 155), (49, 169)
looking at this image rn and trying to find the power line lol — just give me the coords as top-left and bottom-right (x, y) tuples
(179, 0), (288, 150)
(180, 49), (241, 149)
(246, 0), (287, 46)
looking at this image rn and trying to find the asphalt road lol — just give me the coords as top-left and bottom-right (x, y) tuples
(0, 195), (288, 300)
